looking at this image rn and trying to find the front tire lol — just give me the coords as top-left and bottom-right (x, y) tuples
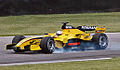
(40, 37), (55, 54)
(12, 35), (25, 44)
(12, 35), (25, 52)
(92, 33), (108, 50)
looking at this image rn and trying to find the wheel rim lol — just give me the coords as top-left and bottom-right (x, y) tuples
(99, 36), (108, 47)
(47, 39), (55, 51)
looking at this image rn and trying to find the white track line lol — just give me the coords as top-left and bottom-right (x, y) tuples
(0, 57), (111, 66)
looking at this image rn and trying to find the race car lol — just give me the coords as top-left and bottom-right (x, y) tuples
(6, 22), (108, 53)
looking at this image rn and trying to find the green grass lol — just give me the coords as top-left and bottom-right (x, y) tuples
(1, 57), (120, 70)
(0, 12), (120, 36)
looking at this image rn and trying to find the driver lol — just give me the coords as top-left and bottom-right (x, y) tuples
(56, 31), (63, 36)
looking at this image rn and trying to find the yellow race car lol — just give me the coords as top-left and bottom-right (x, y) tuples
(6, 22), (108, 53)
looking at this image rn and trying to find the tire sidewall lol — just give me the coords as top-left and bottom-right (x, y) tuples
(40, 37), (55, 53)
(93, 33), (108, 50)
(46, 38), (55, 52)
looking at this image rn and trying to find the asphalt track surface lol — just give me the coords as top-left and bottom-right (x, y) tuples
(0, 33), (120, 65)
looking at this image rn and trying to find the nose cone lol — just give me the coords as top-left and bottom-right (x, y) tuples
(16, 41), (23, 47)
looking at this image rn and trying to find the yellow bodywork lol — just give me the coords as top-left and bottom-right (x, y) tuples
(15, 37), (42, 51)
(6, 26), (106, 51)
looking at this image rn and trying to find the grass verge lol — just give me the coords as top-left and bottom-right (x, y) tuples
(1, 57), (120, 70)
(0, 12), (120, 36)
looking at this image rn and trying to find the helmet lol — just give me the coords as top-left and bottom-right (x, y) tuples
(56, 31), (63, 36)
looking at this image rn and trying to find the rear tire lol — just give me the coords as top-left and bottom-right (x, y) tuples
(40, 37), (55, 54)
(12, 35), (25, 52)
(92, 33), (108, 50)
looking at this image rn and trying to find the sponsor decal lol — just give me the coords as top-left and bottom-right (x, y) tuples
(68, 42), (80, 46)
(65, 26), (73, 29)
(81, 26), (96, 29)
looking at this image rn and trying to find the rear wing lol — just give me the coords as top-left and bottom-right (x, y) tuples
(96, 26), (106, 33)
(77, 26), (106, 33)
